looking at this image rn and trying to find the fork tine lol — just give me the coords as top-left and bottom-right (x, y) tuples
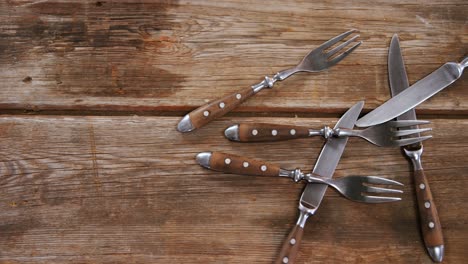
(395, 135), (432, 146)
(394, 128), (432, 137)
(316, 29), (358, 51)
(365, 176), (404, 186)
(366, 186), (403, 194)
(326, 35), (360, 58)
(362, 196), (402, 203)
(327, 42), (362, 66)
(391, 120), (430, 127)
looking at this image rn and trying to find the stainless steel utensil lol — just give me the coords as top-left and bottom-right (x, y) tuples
(275, 101), (363, 264)
(177, 29), (361, 132)
(224, 120), (431, 147)
(356, 56), (467, 127)
(196, 151), (404, 203)
(388, 34), (444, 262)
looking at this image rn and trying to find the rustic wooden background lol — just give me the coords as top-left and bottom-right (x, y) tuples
(0, 0), (467, 263)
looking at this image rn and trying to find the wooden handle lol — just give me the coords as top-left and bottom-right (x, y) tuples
(237, 123), (310, 142)
(275, 224), (304, 264)
(188, 87), (255, 130)
(208, 152), (281, 177)
(413, 169), (444, 248)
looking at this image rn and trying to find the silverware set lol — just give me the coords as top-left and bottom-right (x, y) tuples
(177, 30), (466, 263)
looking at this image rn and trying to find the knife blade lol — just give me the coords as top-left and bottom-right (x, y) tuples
(275, 101), (364, 264)
(356, 56), (467, 127)
(389, 35), (444, 262)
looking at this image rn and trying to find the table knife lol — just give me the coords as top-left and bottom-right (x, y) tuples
(275, 101), (364, 264)
(356, 56), (467, 127)
(388, 35), (444, 262)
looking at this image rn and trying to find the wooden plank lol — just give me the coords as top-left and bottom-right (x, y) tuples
(0, 0), (467, 114)
(0, 116), (466, 263)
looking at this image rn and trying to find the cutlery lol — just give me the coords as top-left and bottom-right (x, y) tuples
(196, 151), (404, 203)
(356, 55), (467, 127)
(388, 35), (444, 262)
(224, 120), (432, 147)
(177, 29), (361, 132)
(273, 101), (363, 264)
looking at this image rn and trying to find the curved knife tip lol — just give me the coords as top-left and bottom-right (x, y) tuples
(177, 115), (195, 133)
(196, 152), (212, 169)
(224, 124), (240, 141)
(427, 245), (444, 262)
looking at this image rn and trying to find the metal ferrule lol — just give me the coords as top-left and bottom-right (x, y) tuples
(427, 245), (444, 262)
(404, 147), (424, 170)
(196, 152), (212, 169)
(177, 114), (195, 133)
(308, 126), (334, 139)
(224, 124), (240, 141)
(279, 168), (303, 182)
(295, 209), (311, 228)
(333, 127), (359, 138)
(251, 75), (278, 93)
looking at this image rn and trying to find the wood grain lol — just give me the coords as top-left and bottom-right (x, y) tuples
(0, 0), (466, 114)
(0, 1), (467, 263)
(0, 116), (466, 263)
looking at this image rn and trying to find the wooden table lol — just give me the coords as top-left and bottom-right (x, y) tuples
(1, 1), (467, 263)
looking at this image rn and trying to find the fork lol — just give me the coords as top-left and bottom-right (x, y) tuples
(224, 120), (432, 147)
(177, 29), (362, 132)
(196, 152), (403, 203)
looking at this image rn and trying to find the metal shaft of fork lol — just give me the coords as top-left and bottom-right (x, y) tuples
(250, 68), (297, 93)
(404, 147), (423, 170)
(333, 127), (361, 138)
(279, 168), (335, 185)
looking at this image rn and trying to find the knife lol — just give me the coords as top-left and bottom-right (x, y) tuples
(275, 101), (364, 264)
(356, 56), (467, 127)
(388, 35), (444, 262)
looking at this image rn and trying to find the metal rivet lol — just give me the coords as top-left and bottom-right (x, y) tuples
(252, 129), (258, 136)
(236, 93), (242, 100)
(290, 129), (296, 135)
(261, 165), (267, 171)
(428, 222), (435, 229)
(219, 102), (225, 108)
(419, 183), (425, 190)
(425, 201), (431, 208)
(224, 158), (231, 165)
(290, 238), (296, 245)
(282, 257), (289, 264)
(243, 162), (249, 168)
(272, 130), (278, 136)
(203, 111), (210, 117)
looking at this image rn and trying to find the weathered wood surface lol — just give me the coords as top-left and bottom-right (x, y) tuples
(0, 0), (467, 114)
(1, 1), (468, 263)
(0, 116), (467, 263)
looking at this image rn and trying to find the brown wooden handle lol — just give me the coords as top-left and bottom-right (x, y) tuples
(275, 224), (304, 264)
(414, 169), (444, 248)
(188, 87), (255, 130)
(205, 152), (281, 177)
(236, 123), (310, 142)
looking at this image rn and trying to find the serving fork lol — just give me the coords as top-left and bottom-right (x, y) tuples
(196, 152), (403, 203)
(224, 120), (432, 147)
(177, 29), (361, 132)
